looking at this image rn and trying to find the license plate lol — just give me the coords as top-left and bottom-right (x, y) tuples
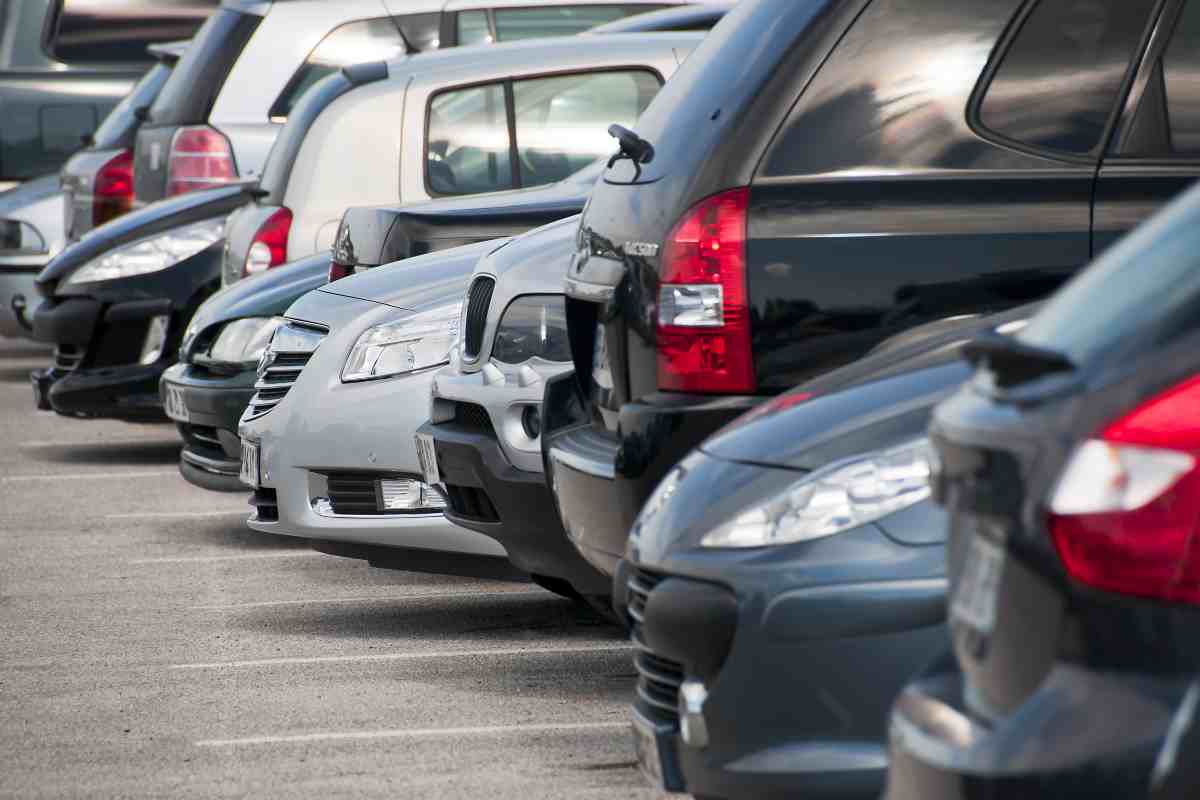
(415, 432), (440, 486)
(950, 530), (1005, 634)
(631, 714), (665, 788)
(163, 384), (190, 423)
(239, 439), (260, 489)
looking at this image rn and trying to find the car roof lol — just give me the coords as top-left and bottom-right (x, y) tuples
(585, 1), (736, 33)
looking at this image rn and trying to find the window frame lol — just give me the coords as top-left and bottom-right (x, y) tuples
(965, 0), (1167, 165)
(447, 5), (670, 46)
(422, 65), (664, 198)
(41, 0), (212, 67)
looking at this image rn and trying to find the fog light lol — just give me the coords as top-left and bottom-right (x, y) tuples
(521, 405), (541, 439)
(379, 478), (446, 511)
(139, 315), (170, 365)
(678, 679), (709, 748)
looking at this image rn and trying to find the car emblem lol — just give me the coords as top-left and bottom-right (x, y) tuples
(256, 345), (276, 378)
(149, 141), (162, 171)
(624, 241), (659, 258)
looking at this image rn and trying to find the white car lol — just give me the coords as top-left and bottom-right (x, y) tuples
(237, 240), (522, 577)
(220, 30), (700, 283)
(131, 0), (693, 208)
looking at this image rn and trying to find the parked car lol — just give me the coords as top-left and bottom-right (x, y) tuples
(0, 0), (214, 184)
(618, 307), (1032, 800)
(237, 240), (529, 580)
(0, 41), (191, 340)
(220, 31), (695, 284)
(30, 183), (252, 419)
(415, 215), (611, 606)
(884, 174), (1200, 797)
(584, 2), (734, 33)
(545, 0), (1198, 579)
(131, 0), (688, 208)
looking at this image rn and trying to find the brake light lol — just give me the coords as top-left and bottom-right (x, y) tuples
(166, 125), (237, 197)
(93, 148), (134, 228)
(328, 259), (354, 283)
(243, 207), (292, 277)
(656, 187), (755, 394)
(1048, 375), (1200, 603)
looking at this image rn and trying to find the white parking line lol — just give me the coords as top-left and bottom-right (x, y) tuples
(196, 721), (628, 748)
(172, 643), (634, 670)
(189, 590), (543, 611)
(130, 551), (318, 565)
(1, 470), (176, 483)
(107, 510), (247, 520)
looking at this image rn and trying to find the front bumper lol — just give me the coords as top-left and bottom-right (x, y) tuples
(160, 362), (255, 491)
(885, 663), (1181, 800)
(543, 384), (758, 577)
(0, 267), (40, 338)
(34, 360), (170, 421)
(424, 418), (610, 596)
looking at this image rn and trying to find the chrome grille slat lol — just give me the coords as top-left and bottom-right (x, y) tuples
(463, 276), (494, 359)
(244, 322), (326, 420)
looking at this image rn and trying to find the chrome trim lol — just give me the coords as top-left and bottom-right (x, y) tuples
(547, 426), (617, 480)
(564, 276), (616, 303)
(181, 449), (239, 475)
(310, 497), (445, 520)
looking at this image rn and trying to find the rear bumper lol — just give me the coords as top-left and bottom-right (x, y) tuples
(425, 419), (610, 596)
(160, 362), (256, 490)
(543, 385), (757, 577)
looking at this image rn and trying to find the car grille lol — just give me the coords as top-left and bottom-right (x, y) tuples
(626, 566), (683, 725)
(444, 484), (500, 523)
(454, 402), (494, 434)
(53, 344), (84, 372)
(180, 424), (226, 460)
(323, 471), (446, 516)
(250, 487), (278, 522)
(463, 276), (494, 359)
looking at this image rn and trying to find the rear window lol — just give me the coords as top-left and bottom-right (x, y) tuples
(148, 8), (261, 126)
(1019, 188), (1200, 367)
(90, 60), (173, 149)
(268, 18), (408, 121)
(48, 0), (214, 64)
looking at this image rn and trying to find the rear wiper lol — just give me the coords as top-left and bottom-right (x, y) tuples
(607, 124), (655, 178)
(963, 332), (1075, 388)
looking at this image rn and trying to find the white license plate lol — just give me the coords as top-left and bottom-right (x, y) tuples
(239, 439), (260, 489)
(631, 715), (665, 788)
(950, 531), (1005, 634)
(414, 432), (440, 486)
(163, 383), (190, 423)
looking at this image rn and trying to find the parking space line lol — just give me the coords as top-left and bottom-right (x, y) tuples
(130, 551), (318, 565)
(189, 590), (543, 611)
(196, 721), (629, 747)
(1, 470), (176, 483)
(172, 643), (634, 670)
(106, 510), (247, 520)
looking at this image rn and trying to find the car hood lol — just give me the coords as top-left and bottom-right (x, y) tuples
(473, 214), (578, 289)
(318, 238), (507, 311)
(0, 174), (60, 216)
(36, 183), (254, 291)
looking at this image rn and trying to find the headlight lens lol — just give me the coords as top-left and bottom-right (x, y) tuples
(64, 217), (224, 285)
(205, 317), (285, 366)
(341, 302), (461, 382)
(699, 438), (935, 548)
(491, 294), (570, 364)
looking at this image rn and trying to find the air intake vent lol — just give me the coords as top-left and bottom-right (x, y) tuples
(463, 276), (494, 359)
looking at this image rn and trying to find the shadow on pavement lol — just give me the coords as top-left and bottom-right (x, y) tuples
(27, 439), (182, 466)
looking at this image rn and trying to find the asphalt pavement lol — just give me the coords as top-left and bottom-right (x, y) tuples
(0, 336), (661, 799)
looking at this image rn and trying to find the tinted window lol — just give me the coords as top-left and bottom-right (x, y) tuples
(979, 0), (1157, 156)
(493, 5), (667, 40)
(428, 83), (513, 194)
(148, 8), (261, 126)
(458, 10), (493, 45)
(396, 12), (443, 51)
(513, 70), (660, 184)
(91, 60), (172, 149)
(1120, 1), (1200, 157)
(269, 18), (408, 121)
(49, 0), (214, 64)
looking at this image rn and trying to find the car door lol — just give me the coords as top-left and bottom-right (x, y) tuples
(1094, 0), (1200, 255)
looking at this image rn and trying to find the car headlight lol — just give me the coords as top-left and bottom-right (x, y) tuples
(64, 217), (224, 285)
(699, 438), (935, 548)
(342, 302), (461, 383)
(204, 317), (285, 367)
(491, 294), (570, 364)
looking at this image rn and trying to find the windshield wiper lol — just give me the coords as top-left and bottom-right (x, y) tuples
(963, 332), (1075, 388)
(606, 124), (655, 178)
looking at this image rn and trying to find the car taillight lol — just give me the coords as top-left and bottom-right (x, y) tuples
(243, 207), (292, 277)
(1048, 374), (1200, 603)
(93, 148), (134, 228)
(656, 187), (755, 394)
(167, 125), (237, 197)
(328, 259), (354, 283)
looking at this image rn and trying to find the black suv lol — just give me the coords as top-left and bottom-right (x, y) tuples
(545, 0), (1200, 578)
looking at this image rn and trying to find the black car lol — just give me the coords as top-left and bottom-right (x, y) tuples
(30, 183), (251, 420)
(884, 178), (1200, 794)
(619, 308), (1032, 800)
(160, 252), (328, 490)
(544, 0), (1200, 578)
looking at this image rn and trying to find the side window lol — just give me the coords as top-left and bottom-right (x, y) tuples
(426, 69), (661, 195)
(458, 10), (494, 45)
(492, 6), (667, 41)
(1121, 1), (1200, 158)
(395, 12), (443, 52)
(269, 18), (408, 121)
(979, 0), (1157, 156)
(513, 70), (661, 185)
(49, 0), (215, 64)
(427, 83), (513, 194)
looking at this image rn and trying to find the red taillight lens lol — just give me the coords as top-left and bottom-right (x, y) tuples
(93, 148), (134, 228)
(243, 207), (292, 277)
(1048, 375), (1200, 603)
(656, 187), (755, 394)
(328, 259), (354, 283)
(167, 125), (237, 197)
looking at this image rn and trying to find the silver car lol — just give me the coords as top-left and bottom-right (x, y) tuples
(237, 240), (519, 575)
